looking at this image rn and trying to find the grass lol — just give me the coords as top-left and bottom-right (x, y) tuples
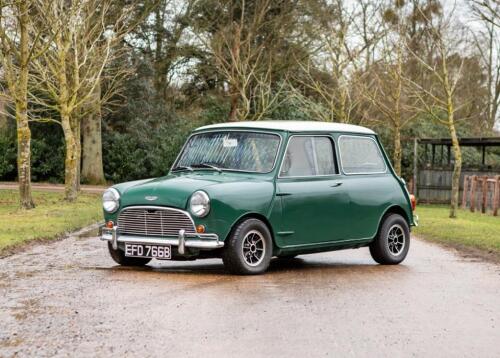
(1, 190), (498, 261)
(414, 205), (500, 257)
(0, 189), (102, 254)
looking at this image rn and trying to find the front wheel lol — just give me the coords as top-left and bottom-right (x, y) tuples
(107, 242), (152, 266)
(369, 214), (410, 265)
(222, 218), (273, 275)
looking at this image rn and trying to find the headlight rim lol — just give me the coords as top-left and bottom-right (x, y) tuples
(103, 187), (120, 213)
(189, 190), (210, 217)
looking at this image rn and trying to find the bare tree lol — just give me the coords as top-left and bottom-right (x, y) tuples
(406, 8), (470, 218)
(358, 1), (420, 176)
(471, 1), (500, 130)
(292, 0), (382, 123)
(29, 0), (134, 201)
(361, 42), (417, 175)
(471, 0), (500, 27)
(81, 83), (105, 185)
(196, 0), (298, 121)
(125, 0), (195, 102)
(0, 0), (50, 209)
(357, 0), (386, 72)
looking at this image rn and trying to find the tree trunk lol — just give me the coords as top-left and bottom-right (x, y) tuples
(75, 117), (81, 191)
(16, 110), (35, 209)
(393, 127), (402, 176)
(228, 90), (239, 121)
(15, 1), (35, 209)
(338, 89), (347, 123)
(0, 97), (7, 133)
(448, 116), (462, 219)
(61, 113), (78, 202)
(153, 3), (165, 99)
(81, 85), (105, 185)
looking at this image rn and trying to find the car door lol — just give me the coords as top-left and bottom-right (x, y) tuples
(334, 134), (394, 240)
(275, 135), (349, 247)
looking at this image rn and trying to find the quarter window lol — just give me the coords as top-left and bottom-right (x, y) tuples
(339, 136), (386, 174)
(280, 136), (337, 177)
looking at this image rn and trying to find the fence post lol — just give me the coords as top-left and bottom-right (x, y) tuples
(470, 175), (477, 212)
(413, 138), (418, 197)
(481, 176), (488, 214)
(493, 176), (500, 217)
(462, 175), (469, 209)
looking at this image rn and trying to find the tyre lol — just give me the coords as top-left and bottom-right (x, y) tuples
(107, 242), (152, 266)
(222, 218), (273, 275)
(369, 213), (410, 265)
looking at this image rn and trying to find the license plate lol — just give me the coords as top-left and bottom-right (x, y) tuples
(124, 243), (171, 259)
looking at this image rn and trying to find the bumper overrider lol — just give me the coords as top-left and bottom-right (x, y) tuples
(100, 226), (223, 255)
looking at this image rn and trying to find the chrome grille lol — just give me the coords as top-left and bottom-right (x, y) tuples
(117, 207), (196, 237)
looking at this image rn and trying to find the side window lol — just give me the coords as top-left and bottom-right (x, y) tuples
(339, 136), (386, 174)
(280, 136), (337, 177)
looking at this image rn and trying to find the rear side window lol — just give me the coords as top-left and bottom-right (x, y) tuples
(339, 136), (386, 174)
(280, 136), (337, 177)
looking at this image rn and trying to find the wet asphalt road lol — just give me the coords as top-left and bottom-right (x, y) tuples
(0, 230), (499, 358)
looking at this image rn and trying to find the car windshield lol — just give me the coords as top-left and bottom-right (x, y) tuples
(174, 131), (281, 173)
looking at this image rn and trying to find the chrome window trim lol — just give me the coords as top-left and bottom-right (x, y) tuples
(277, 134), (339, 179)
(169, 129), (283, 175)
(338, 135), (388, 175)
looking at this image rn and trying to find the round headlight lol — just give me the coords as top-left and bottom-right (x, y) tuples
(103, 188), (120, 213)
(190, 191), (210, 217)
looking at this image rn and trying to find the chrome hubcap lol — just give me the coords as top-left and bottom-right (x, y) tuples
(387, 224), (405, 256)
(242, 230), (265, 266)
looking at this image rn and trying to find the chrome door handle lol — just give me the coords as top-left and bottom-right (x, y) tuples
(330, 181), (343, 187)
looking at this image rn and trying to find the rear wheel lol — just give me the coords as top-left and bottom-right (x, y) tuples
(369, 214), (410, 265)
(222, 218), (272, 275)
(107, 242), (152, 266)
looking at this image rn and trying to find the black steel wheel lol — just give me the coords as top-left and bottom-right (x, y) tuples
(369, 213), (410, 265)
(222, 218), (272, 275)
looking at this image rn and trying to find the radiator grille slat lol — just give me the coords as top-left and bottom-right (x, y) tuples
(118, 207), (196, 237)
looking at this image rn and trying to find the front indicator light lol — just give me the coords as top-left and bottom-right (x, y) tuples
(196, 225), (206, 233)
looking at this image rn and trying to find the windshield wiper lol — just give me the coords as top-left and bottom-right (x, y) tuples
(171, 165), (193, 172)
(192, 162), (222, 172)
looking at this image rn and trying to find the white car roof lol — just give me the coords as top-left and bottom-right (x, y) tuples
(196, 120), (375, 134)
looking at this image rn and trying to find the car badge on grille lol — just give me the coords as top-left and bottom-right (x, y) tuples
(145, 196), (158, 201)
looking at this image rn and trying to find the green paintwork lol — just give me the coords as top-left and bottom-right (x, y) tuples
(103, 126), (415, 257)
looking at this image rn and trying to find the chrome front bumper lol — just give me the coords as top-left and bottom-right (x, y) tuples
(100, 226), (223, 254)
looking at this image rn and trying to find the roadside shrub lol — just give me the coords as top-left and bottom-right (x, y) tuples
(103, 131), (150, 182)
(102, 117), (197, 183)
(0, 128), (16, 180)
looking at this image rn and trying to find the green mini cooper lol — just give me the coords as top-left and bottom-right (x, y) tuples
(101, 121), (417, 274)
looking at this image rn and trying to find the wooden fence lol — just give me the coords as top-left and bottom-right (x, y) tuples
(461, 175), (500, 216)
(416, 168), (500, 203)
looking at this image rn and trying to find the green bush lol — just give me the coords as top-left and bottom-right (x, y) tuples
(0, 129), (16, 180)
(102, 118), (197, 182)
(0, 122), (65, 183)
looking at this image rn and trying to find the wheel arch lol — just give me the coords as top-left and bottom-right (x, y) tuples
(378, 205), (411, 232)
(226, 212), (277, 250)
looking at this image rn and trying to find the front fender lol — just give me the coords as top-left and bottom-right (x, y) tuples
(195, 180), (275, 241)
